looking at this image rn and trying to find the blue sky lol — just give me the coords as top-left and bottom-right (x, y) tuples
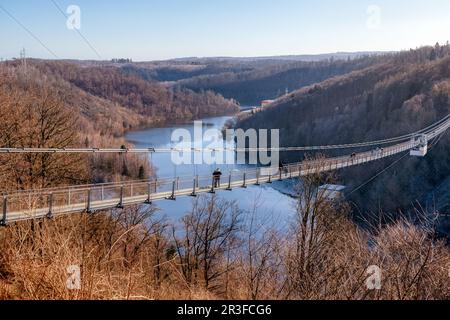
(1, 0), (450, 61)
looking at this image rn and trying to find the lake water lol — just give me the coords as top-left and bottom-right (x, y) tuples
(126, 116), (297, 227)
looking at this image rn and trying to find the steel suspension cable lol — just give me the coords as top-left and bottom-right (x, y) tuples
(0, 114), (449, 154)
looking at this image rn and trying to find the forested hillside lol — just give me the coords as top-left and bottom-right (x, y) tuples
(0, 60), (238, 188)
(33, 61), (239, 128)
(1, 53), (449, 301)
(118, 52), (382, 83)
(237, 44), (450, 217)
(172, 56), (384, 105)
(120, 60), (253, 83)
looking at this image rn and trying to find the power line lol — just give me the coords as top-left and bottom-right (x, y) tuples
(347, 152), (410, 197)
(0, 4), (59, 59)
(346, 129), (449, 203)
(49, 0), (102, 60)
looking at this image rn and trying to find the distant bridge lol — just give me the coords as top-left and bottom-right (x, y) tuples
(1, 115), (449, 225)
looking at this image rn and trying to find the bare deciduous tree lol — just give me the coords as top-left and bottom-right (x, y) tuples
(0, 79), (89, 190)
(173, 195), (242, 291)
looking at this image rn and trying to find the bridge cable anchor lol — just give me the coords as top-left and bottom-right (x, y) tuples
(242, 172), (247, 188)
(226, 174), (232, 191)
(167, 181), (177, 200)
(255, 169), (260, 186)
(190, 177), (198, 197)
(145, 182), (153, 204)
(46, 193), (54, 219)
(1, 196), (7, 227)
(86, 189), (93, 214)
(117, 186), (124, 209)
(267, 172), (272, 184)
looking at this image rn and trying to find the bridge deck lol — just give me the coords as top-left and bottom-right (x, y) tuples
(1, 141), (415, 224)
(2, 114), (450, 225)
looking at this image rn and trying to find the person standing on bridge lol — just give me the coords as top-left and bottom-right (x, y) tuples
(279, 160), (287, 175)
(213, 168), (222, 188)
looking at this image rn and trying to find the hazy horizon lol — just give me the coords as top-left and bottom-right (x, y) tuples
(1, 0), (450, 61)
(2, 50), (396, 63)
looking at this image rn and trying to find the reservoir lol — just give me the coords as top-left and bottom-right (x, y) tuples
(126, 115), (296, 227)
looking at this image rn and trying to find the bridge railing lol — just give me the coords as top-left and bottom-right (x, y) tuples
(0, 137), (436, 224)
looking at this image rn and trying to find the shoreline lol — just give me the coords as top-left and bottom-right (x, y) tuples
(122, 109), (240, 138)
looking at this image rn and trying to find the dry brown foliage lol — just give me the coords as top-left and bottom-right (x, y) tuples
(0, 172), (447, 300)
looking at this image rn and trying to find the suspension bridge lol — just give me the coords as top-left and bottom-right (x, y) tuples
(1, 115), (450, 225)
